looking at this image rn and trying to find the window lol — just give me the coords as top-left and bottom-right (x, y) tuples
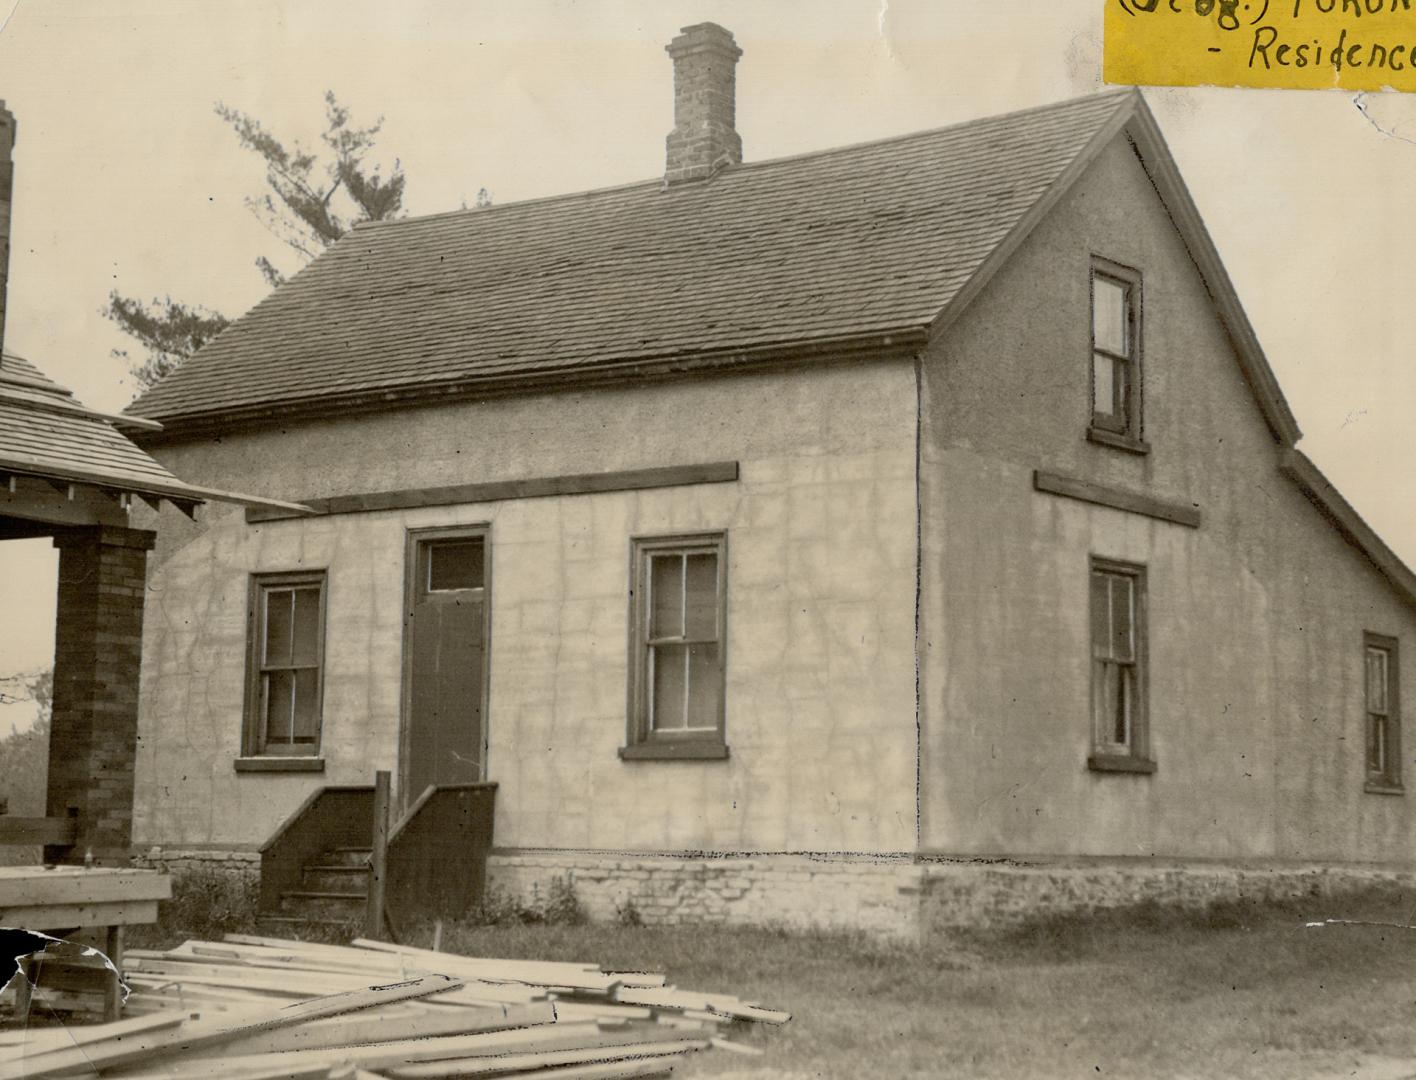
(621, 533), (728, 760)
(1090, 258), (1144, 448)
(244, 571), (327, 758)
(1088, 559), (1153, 773)
(1365, 633), (1402, 793)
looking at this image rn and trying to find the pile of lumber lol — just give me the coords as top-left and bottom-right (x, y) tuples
(0, 933), (789, 1078)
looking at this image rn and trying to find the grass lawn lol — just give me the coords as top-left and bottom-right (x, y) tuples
(391, 889), (1416, 1080)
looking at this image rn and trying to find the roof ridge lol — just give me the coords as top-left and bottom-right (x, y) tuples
(356, 87), (1139, 233)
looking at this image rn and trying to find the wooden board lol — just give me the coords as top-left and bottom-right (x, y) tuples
(0, 899), (159, 930)
(0, 866), (171, 908)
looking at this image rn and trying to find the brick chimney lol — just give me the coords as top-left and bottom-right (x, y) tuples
(0, 101), (14, 358)
(664, 23), (743, 183)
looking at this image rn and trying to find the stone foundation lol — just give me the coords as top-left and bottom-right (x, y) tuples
(919, 859), (1416, 933)
(489, 851), (1416, 940)
(487, 852), (924, 939)
(131, 846), (261, 886)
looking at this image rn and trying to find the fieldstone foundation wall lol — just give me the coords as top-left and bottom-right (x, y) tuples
(487, 852), (925, 939)
(490, 852), (1416, 940)
(131, 846), (261, 886)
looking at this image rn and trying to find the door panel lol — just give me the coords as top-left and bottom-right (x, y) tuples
(405, 532), (487, 806)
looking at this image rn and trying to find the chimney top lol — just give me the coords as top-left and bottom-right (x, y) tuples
(0, 100), (16, 362)
(664, 23), (743, 184)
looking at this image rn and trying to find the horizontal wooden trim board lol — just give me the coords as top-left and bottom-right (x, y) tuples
(1033, 470), (1201, 529)
(247, 461), (740, 523)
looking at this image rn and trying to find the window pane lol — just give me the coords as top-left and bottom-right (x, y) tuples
(1093, 277), (1128, 355)
(649, 555), (684, 640)
(428, 539), (484, 592)
(291, 587), (321, 666)
(264, 588), (293, 666)
(686, 642), (722, 729)
(684, 553), (718, 639)
(1370, 714), (1388, 774)
(1090, 572), (1110, 658)
(1093, 353), (1115, 418)
(292, 669), (320, 742)
(1117, 666), (1134, 745)
(1367, 648), (1388, 714)
(1109, 575), (1134, 663)
(650, 643), (688, 730)
(265, 669), (295, 745)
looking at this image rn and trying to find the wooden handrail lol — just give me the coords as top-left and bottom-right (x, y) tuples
(257, 786), (376, 914)
(385, 783), (497, 923)
(0, 816), (78, 847)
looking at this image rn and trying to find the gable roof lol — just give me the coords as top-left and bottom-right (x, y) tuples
(128, 88), (1167, 431)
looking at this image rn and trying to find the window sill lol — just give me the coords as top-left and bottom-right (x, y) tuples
(619, 742), (730, 762)
(1088, 753), (1156, 775)
(1087, 427), (1151, 456)
(1364, 780), (1405, 796)
(234, 757), (326, 773)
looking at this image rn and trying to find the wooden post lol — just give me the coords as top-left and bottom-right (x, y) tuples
(365, 770), (390, 940)
(104, 924), (124, 1022)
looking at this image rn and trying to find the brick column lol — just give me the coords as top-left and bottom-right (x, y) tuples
(44, 525), (155, 865)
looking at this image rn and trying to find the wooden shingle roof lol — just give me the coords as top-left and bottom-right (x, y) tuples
(128, 89), (1138, 429)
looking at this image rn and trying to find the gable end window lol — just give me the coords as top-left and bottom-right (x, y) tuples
(621, 533), (729, 761)
(243, 570), (327, 759)
(1364, 633), (1402, 794)
(1089, 258), (1146, 452)
(1088, 558), (1154, 774)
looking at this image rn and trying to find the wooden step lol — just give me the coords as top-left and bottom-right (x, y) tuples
(302, 864), (371, 892)
(280, 889), (367, 921)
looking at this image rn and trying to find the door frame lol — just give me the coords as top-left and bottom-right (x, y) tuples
(398, 522), (493, 811)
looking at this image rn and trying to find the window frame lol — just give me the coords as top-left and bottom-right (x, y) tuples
(1088, 256), (1147, 452)
(1087, 557), (1155, 774)
(242, 569), (329, 761)
(621, 532), (729, 761)
(1364, 631), (1403, 794)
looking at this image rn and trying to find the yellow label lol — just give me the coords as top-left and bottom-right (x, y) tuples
(1105, 0), (1416, 91)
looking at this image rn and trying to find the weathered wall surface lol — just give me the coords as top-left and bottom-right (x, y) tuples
(134, 361), (919, 857)
(919, 130), (1416, 862)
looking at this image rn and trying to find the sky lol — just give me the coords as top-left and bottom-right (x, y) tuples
(2, 0), (1415, 728)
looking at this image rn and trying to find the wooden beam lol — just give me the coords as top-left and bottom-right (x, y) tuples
(1033, 470), (1201, 529)
(0, 974), (466, 1080)
(0, 867), (171, 907)
(245, 461), (741, 524)
(365, 770), (390, 940)
(0, 816), (77, 847)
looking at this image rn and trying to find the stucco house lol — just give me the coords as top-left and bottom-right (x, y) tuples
(125, 25), (1416, 934)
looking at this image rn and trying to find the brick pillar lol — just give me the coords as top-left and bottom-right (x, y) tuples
(44, 525), (155, 865)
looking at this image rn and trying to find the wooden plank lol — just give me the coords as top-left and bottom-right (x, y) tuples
(0, 974), (465, 1080)
(1033, 469), (1202, 529)
(0, 866), (171, 907)
(245, 462), (741, 523)
(0, 899), (159, 930)
(423, 1057), (684, 1080)
(0, 1009), (190, 1061)
(0, 817), (77, 846)
(196, 1000), (556, 1056)
(350, 939), (616, 992)
(386, 1040), (709, 1079)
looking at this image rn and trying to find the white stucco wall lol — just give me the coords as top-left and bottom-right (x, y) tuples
(134, 360), (920, 856)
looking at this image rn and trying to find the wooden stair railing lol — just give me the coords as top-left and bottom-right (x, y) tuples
(382, 782), (498, 929)
(257, 785), (375, 914)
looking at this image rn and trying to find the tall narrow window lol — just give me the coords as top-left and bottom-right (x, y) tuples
(1365, 633), (1402, 793)
(1089, 559), (1153, 773)
(245, 571), (327, 757)
(622, 533), (728, 760)
(1090, 258), (1143, 444)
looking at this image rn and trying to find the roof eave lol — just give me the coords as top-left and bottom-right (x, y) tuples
(1280, 448), (1416, 611)
(130, 328), (931, 444)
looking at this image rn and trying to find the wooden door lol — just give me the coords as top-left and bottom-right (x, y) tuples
(404, 530), (488, 806)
